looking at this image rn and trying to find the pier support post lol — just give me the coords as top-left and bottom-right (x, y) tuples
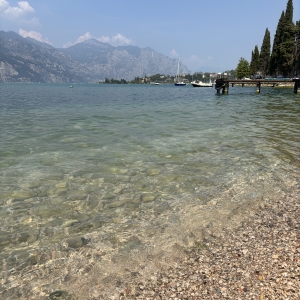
(222, 82), (229, 94)
(256, 82), (261, 94)
(294, 82), (300, 94)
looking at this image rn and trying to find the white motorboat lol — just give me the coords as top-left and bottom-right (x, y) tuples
(191, 80), (213, 87)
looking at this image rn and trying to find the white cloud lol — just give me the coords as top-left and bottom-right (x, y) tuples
(1, 0), (35, 20)
(63, 32), (93, 48)
(98, 33), (134, 46)
(170, 49), (179, 58)
(19, 28), (52, 45)
(0, 0), (10, 12)
(190, 55), (198, 61)
(75, 32), (93, 44)
(63, 32), (135, 48)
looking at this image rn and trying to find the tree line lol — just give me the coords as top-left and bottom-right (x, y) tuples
(236, 0), (300, 79)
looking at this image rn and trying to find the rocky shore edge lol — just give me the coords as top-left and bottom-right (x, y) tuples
(116, 190), (300, 299)
(1, 187), (299, 300)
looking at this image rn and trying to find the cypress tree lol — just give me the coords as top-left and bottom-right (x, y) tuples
(285, 0), (293, 23)
(250, 50), (254, 75)
(259, 28), (271, 77)
(295, 21), (300, 76)
(280, 0), (295, 77)
(270, 11), (285, 76)
(250, 46), (260, 75)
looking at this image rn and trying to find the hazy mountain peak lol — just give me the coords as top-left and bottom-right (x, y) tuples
(0, 30), (190, 83)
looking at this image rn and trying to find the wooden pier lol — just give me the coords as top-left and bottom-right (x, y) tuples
(215, 78), (300, 94)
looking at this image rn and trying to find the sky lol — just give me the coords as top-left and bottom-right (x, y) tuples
(1, 0), (300, 73)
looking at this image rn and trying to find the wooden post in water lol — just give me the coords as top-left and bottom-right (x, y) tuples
(222, 82), (229, 94)
(256, 82), (261, 94)
(294, 81), (300, 94)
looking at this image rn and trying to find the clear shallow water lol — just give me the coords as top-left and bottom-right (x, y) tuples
(1, 83), (300, 274)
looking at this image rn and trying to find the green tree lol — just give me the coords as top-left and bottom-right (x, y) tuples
(236, 57), (250, 79)
(294, 21), (300, 76)
(270, 11), (285, 76)
(250, 45), (260, 75)
(259, 28), (271, 77)
(280, 0), (295, 76)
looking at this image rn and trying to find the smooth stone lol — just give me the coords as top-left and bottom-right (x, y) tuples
(66, 237), (83, 249)
(62, 219), (80, 227)
(13, 202), (34, 208)
(108, 200), (126, 208)
(110, 167), (128, 175)
(0, 233), (11, 250)
(142, 194), (156, 202)
(112, 217), (122, 223)
(86, 197), (103, 210)
(20, 216), (33, 223)
(164, 175), (179, 182)
(48, 290), (74, 300)
(35, 206), (62, 218)
(147, 168), (161, 176)
(132, 195), (142, 203)
(55, 182), (68, 188)
(48, 218), (64, 226)
(67, 191), (88, 200)
(54, 188), (68, 195)
(26, 255), (37, 265)
(17, 232), (31, 243)
(27, 233), (38, 244)
(121, 236), (142, 251)
(51, 197), (65, 205)
(125, 203), (140, 210)
(77, 214), (91, 222)
(103, 193), (116, 200)
(12, 190), (35, 200)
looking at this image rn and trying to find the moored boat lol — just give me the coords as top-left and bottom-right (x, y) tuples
(191, 80), (213, 87)
(174, 60), (186, 86)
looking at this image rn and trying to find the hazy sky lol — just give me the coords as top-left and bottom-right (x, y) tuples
(1, 0), (300, 73)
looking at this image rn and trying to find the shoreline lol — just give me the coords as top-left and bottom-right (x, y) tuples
(2, 184), (299, 299)
(119, 188), (300, 299)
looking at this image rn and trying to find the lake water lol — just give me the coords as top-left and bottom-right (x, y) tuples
(1, 83), (300, 289)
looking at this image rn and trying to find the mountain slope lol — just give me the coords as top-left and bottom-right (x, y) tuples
(0, 31), (92, 83)
(0, 31), (190, 83)
(60, 39), (190, 81)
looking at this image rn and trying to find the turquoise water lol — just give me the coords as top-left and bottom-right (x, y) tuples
(1, 83), (300, 274)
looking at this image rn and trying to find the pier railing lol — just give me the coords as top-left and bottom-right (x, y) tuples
(215, 78), (300, 94)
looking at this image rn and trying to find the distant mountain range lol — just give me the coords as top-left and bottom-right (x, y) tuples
(0, 31), (190, 83)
